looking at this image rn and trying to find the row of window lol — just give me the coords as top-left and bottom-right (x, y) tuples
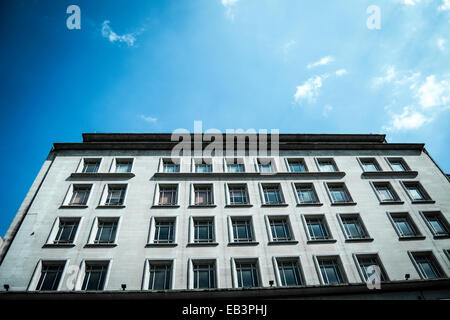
(46, 211), (450, 247)
(63, 180), (434, 208)
(78, 156), (413, 174)
(33, 250), (449, 291)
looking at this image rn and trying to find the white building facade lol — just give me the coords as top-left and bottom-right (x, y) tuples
(0, 133), (449, 299)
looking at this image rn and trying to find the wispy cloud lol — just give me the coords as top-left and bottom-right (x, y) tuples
(335, 69), (348, 77)
(372, 66), (397, 87)
(221, 0), (239, 21)
(385, 107), (432, 131)
(439, 0), (450, 11)
(397, 0), (421, 5)
(437, 38), (446, 51)
(140, 115), (158, 123)
(306, 56), (334, 69)
(294, 75), (327, 104)
(102, 20), (138, 47)
(322, 105), (333, 117)
(416, 75), (450, 109)
(282, 40), (297, 60)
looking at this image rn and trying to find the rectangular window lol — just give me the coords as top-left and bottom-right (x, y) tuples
(232, 218), (253, 242)
(317, 258), (344, 285)
(82, 262), (108, 291)
(328, 184), (351, 203)
(305, 216), (330, 240)
(105, 185), (126, 206)
(69, 185), (91, 206)
(402, 182), (431, 201)
(360, 158), (380, 172)
(82, 159), (100, 173)
(422, 212), (449, 237)
(162, 160), (180, 173)
(36, 262), (65, 291)
(357, 255), (386, 281)
(94, 219), (118, 244)
(154, 220), (175, 244)
(278, 260), (302, 286)
(149, 263), (172, 290)
(235, 262), (259, 288)
(391, 214), (419, 237)
(388, 158), (409, 171)
(287, 159), (307, 173)
(193, 185), (213, 205)
(193, 262), (216, 289)
(258, 159), (274, 173)
(269, 218), (292, 241)
(341, 216), (368, 240)
(158, 185), (177, 205)
(194, 219), (214, 243)
(296, 184), (319, 204)
(115, 159), (133, 173)
(318, 159), (337, 172)
(411, 253), (443, 279)
(262, 184), (283, 204)
(228, 185), (249, 205)
(375, 184), (396, 202)
(54, 219), (79, 244)
(227, 163), (244, 173)
(195, 163), (212, 173)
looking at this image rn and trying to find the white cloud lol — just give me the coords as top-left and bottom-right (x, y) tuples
(372, 66), (397, 87)
(102, 21), (137, 47)
(307, 56), (334, 69)
(282, 40), (297, 58)
(398, 0), (421, 5)
(335, 69), (348, 77)
(437, 38), (446, 51)
(322, 105), (333, 117)
(294, 76), (325, 104)
(221, 0), (239, 21)
(140, 115), (158, 123)
(439, 0), (450, 11)
(385, 107), (431, 131)
(416, 75), (450, 109)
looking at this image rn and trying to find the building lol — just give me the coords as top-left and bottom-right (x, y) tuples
(0, 236), (2, 250)
(0, 133), (449, 300)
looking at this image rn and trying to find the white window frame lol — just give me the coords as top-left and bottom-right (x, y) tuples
(313, 255), (348, 285)
(158, 157), (182, 173)
(324, 182), (355, 204)
(28, 259), (69, 291)
(292, 182), (321, 205)
(408, 251), (446, 280)
(225, 183), (251, 206)
(143, 259), (175, 290)
(109, 157), (134, 173)
(76, 158), (103, 173)
(192, 158), (214, 173)
(86, 216), (121, 245)
(227, 216), (256, 243)
(255, 157), (277, 174)
(284, 158), (308, 173)
(419, 211), (450, 238)
(98, 184), (128, 207)
(61, 184), (93, 207)
(147, 216), (178, 245)
(224, 157), (246, 173)
(301, 214), (335, 242)
(357, 157), (382, 172)
(386, 157), (411, 172)
(370, 181), (402, 203)
(189, 216), (216, 244)
(265, 215), (294, 242)
(45, 217), (83, 246)
(352, 253), (389, 282)
(73, 259), (112, 291)
(400, 181), (433, 203)
(188, 258), (218, 289)
(315, 158), (339, 172)
(272, 256), (305, 287)
(153, 183), (179, 206)
(259, 183), (286, 205)
(336, 213), (371, 241)
(190, 183), (215, 206)
(231, 258), (262, 288)
(387, 212), (424, 239)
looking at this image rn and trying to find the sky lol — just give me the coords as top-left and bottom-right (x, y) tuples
(0, 0), (449, 236)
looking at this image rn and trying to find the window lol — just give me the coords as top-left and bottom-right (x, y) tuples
(327, 183), (353, 204)
(360, 158), (380, 172)
(228, 185), (249, 205)
(317, 159), (337, 172)
(235, 261), (259, 288)
(104, 185), (126, 206)
(269, 217), (292, 241)
(388, 158), (409, 171)
(149, 263), (172, 290)
(195, 160), (212, 173)
(193, 185), (213, 205)
(262, 184), (284, 205)
(373, 182), (400, 202)
(340, 215), (369, 240)
(69, 185), (91, 206)
(305, 216), (331, 241)
(114, 159), (133, 173)
(154, 220), (175, 244)
(94, 219), (118, 244)
(410, 252), (444, 279)
(82, 159), (100, 173)
(421, 212), (449, 237)
(193, 262), (216, 289)
(257, 159), (274, 173)
(162, 159), (180, 173)
(356, 255), (387, 282)
(54, 219), (79, 244)
(277, 260), (303, 286)
(232, 218), (254, 242)
(317, 257), (345, 285)
(402, 181), (432, 202)
(295, 183), (319, 204)
(390, 213), (421, 238)
(193, 218), (215, 243)
(227, 163), (244, 173)
(158, 185), (178, 206)
(81, 262), (108, 291)
(36, 262), (65, 291)
(287, 159), (307, 173)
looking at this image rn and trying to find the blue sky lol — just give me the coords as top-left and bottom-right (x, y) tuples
(0, 0), (449, 236)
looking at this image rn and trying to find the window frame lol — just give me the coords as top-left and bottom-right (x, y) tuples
(86, 216), (121, 246)
(284, 158), (308, 173)
(357, 157), (382, 172)
(353, 253), (389, 283)
(188, 259), (218, 289)
(259, 183), (286, 206)
(62, 184), (93, 207)
(225, 183), (251, 206)
(337, 213), (372, 242)
(224, 158), (246, 173)
(265, 215), (295, 243)
(147, 217), (178, 246)
(232, 258), (262, 288)
(77, 158), (102, 173)
(45, 217), (82, 247)
(273, 256), (305, 287)
(315, 158), (339, 173)
(324, 182), (355, 205)
(387, 212), (425, 240)
(153, 183), (179, 207)
(400, 181), (434, 203)
(408, 251), (446, 280)
(192, 158), (214, 173)
(110, 157), (134, 173)
(370, 181), (403, 204)
(28, 259), (68, 292)
(143, 259), (174, 290)
(293, 182), (321, 206)
(159, 157), (181, 173)
(190, 183), (215, 206)
(99, 184), (128, 207)
(302, 214), (336, 243)
(256, 157), (277, 174)
(314, 255), (348, 285)
(419, 211), (450, 238)
(189, 216), (216, 245)
(75, 260), (111, 291)
(228, 216), (257, 244)
(386, 157), (411, 172)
